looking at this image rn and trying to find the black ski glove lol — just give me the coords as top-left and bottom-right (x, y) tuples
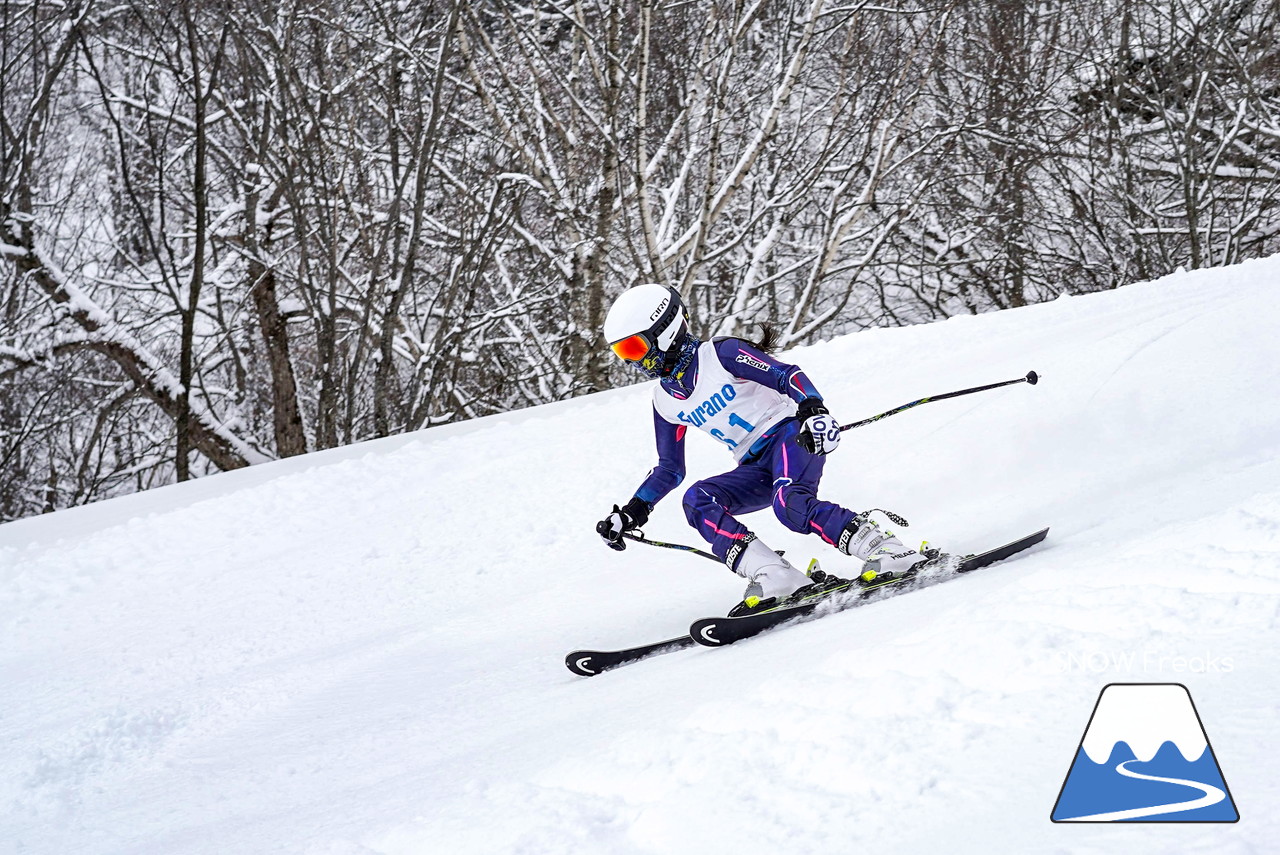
(796, 397), (841, 455)
(596, 497), (651, 551)
(796, 397), (828, 422)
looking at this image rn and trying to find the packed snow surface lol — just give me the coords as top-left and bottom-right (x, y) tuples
(4, 258), (1280, 853)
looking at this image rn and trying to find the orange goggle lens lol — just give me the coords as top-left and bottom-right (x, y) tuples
(610, 334), (652, 362)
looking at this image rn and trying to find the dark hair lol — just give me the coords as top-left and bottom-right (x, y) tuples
(740, 322), (780, 354)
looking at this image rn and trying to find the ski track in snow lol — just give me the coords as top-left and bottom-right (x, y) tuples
(3, 257), (1280, 854)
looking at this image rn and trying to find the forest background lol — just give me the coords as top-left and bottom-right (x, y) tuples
(1, 0), (1276, 521)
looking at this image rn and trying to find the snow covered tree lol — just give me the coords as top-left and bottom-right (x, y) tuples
(2, 0), (1277, 521)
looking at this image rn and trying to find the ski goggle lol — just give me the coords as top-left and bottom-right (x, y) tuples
(610, 333), (654, 362)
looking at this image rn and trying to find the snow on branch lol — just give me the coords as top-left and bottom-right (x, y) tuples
(0, 222), (267, 471)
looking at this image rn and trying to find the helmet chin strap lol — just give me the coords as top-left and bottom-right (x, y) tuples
(650, 334), (698, 381)
(667, 335), (699, 376)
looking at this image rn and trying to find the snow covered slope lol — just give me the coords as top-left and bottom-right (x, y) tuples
(4, 258), (1280, 854)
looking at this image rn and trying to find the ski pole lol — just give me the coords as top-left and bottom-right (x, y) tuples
(622, 530), (722, 564)
(622, 530), (807, 571)
(839, 370), (1038, 432)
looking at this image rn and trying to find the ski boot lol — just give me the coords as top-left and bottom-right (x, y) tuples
(726, 536), (825, 618)
(837, 513), (942, 586)
(854, 541), (945, 587)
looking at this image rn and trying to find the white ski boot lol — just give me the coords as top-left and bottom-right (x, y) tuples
(837, 514), (933, 581)
(727, 535), (813, 616)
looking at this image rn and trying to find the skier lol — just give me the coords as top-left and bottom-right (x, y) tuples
(595, 283), (934, 615)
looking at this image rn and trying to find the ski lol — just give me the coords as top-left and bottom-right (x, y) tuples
(565, 527), (1048, 675)
(689, 527), (1049, 648)
(565, 635), (696, 677)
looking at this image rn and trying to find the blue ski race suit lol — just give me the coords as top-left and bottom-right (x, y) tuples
(632, 337), (859, 562)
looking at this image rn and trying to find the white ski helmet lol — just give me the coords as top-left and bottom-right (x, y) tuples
(603, 284), (691, 378)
